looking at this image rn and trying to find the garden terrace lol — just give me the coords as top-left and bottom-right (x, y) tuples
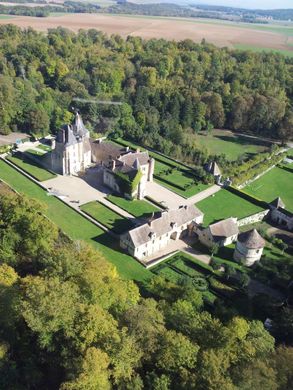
(243, 166), (293, 212)
(80, 201), (134, 234)
(107, 194), (160, 218)
(195, 189), (265, 226)
(0, 159), (152, 282)
(113, 138), (211, 198)
(6, 152), (56, 182)
(151, 251), (234, 304)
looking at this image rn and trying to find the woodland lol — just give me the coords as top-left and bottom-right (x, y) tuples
(0, 25), (292, 168)
(0, 191), (292, 389)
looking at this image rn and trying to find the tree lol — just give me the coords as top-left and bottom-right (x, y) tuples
(60, 347), (111, 390)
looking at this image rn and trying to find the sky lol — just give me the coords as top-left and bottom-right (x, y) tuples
(190, 1), (293, 9)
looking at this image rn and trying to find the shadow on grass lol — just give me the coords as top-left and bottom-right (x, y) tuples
(215, 135), (270, 148)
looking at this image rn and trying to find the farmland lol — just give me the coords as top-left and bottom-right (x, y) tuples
(0, 13), (291, 53)
(196, 189), (265, 226)
(243, 166), (293, 212)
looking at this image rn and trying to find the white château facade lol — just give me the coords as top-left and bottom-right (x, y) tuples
(51, 113), (91, 175)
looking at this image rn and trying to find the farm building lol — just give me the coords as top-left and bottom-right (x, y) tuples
(233, 229), (265, 266)
(50, 113), (91, 175)
(269, 197), (293, 231)
(120, 205), (203, 261)
(198, 217), (239, 248)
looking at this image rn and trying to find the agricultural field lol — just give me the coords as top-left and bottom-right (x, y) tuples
(0, 159), (152, 281)
(243, 166), (293, 212)
(107, 194), (159, 218)
(233, 44), (293, 58)
(196, 189), (265, 226)
(114, 138), (211, 198)
(193, 129), (271, 161)
(80, 201), (134, 234)
(6, 153), (56, 182)
(0, 13), (291, 53)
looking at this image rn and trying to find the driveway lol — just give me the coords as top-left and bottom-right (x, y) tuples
(145, 181), (221, 209)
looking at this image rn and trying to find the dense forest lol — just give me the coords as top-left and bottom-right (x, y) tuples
(0, 25), (292, 164)
(0, 190), (292, 389)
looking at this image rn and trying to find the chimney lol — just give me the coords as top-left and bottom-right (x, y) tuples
(136, 148), (140, 153)
(125, 146), (129, 152)
(111, 160), (116, 170)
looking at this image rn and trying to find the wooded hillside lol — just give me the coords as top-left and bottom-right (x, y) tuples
(0, 25), (292, 162)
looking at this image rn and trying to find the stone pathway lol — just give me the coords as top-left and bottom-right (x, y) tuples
(145, 181), (221, 210)
(186, 184), (221, 205)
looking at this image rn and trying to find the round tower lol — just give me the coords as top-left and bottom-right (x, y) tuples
(233, 229), (265, 266)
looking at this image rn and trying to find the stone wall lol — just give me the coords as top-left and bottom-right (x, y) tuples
(237, 209), (270, 227)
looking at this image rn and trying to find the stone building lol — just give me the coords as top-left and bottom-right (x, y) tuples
(92, 139), (155, 199)
(120, 205), (203, 261)
(233, 229), (265, 266)
(205, 161), (222, 184)
(50, 113), (91, 175)
(269, 197), (293, 231)
(198, 217), (239, 248)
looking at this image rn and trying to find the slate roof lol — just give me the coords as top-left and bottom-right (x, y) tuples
(237, 229), (265, 249)
(118, 151), (150, 167)
(209, 217), (239, 240)
(91, 140), (126, 163)
(127, 205), (203, 247)
(56, 125), (77, 146)
(270, 197), (285, 209)
(73, 113), (88, 138)
(206, 161), (221, 176)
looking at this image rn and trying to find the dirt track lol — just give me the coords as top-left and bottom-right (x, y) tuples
(0, 13), (291, 50)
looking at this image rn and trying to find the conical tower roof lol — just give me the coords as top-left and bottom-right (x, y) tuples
(270, 197), (285, 209)
(238, 229), (265, 249)
(73, 112), (88, 138)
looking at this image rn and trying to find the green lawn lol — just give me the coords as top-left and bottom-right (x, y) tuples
(194, 130), (270, 161)
(0, 159), (151, 282)
(196, 189), (265, 226)
(107, 194), (159, 218)
(37, 144), (52, 152)
(80, 201), (134, 234)
(6, 154), (56, 182)
(243, 166), (293, 212)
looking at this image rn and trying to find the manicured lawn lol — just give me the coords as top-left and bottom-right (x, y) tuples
(243, 166), (293, 212)
(196, 189), (265, 226)
(107, 194), (159, 218)
(6, 153), (56, 182)
(37, 144), (52, 152)
(0, 159), (152, 282)
(80, 201), (134, 234)
(194, 130), (270, 161)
